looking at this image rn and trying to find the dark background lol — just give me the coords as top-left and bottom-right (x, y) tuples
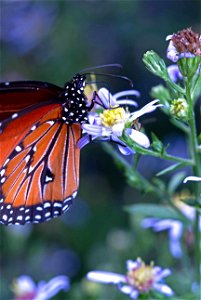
(0, 1), (200, 299)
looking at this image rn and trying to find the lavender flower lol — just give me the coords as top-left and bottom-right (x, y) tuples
(12, 275), (70, 300)
(142, 218), (183, 258)
(166, 28), (201, 62)
(142, 191), (201, 258)
(167, 64), (183, 82)
(78, 87), (162, 155)
(86, 258), (173, 299)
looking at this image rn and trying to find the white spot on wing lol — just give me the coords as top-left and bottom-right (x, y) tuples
(54, 202), (62, 208)
(15, 145), (22, 152)
(3, 158), (10, 167)
(25, 155), (30, 163)
(2, 215), (8, 221)
(0, 169), (5, 176)
(11, 113), (18, 119)
(45, 175), (53, 183)
(1, 178), (6, 183)
(31, 125), (37, 131)
(44, 202), (51, 208)
(47, 121), (54, 126)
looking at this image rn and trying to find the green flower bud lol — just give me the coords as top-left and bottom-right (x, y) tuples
(170, 98), (189, 120)
(143, 51), (168, 80)
(178, 55), (200, 78)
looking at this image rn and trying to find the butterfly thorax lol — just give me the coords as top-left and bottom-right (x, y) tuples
(60, 74), (89, 124)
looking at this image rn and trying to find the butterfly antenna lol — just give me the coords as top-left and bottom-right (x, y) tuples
(84, 72), (133, 87)
(80, 63), (123, 73)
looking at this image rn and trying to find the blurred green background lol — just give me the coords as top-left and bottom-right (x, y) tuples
(0, 1), (200, 299)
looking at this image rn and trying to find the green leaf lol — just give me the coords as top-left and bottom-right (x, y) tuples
(168, 171), (186, 194)
(156, 162), (188, 176)
(124, 203), (185, 221)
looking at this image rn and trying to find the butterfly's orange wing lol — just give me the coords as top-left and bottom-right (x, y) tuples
(0, 104), (81, 225)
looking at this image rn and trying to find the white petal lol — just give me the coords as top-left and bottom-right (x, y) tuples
(114, 90), (140, 99)
(14, 275), (36, 294)
(183, 176), (201, 183)
(126, 259), (140, 271)
(118, 145), (134, 155)
(119, 285), (139, 299)
(154, 267), (171, 280)
(169, 238), (183, 258)
(112, 123), (125, 137)
(167, 65), (183, 82)
(169, 221), (183, 239)
(154, 283), (174, 296)
(77, 135), (96, 149)
(97, 88), (117, 108)
(126, 129), (150, 148)
(86, 271), (126, 284)
(129, 100), (162, 121)
(119, 284), (134, 294)
(35, 276), (69, 300)
(82, 124), (111, 136)
(167, 40), (179, 62)
(116, 99), (138, 107)
(166, 34), (173, 41)
(141, 218), (158, 228)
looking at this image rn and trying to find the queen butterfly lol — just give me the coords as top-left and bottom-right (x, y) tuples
(0, 74), (91, 225)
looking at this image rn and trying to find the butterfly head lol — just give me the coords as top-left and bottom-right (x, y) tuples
(64, 74), (86, 95)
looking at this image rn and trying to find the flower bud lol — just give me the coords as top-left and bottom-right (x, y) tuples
(143, 50), (168, 79)
(170, 98), (188, 120)
(167, 28), (201, 78)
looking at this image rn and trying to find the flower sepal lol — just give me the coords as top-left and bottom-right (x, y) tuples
(177, 55), (200, 78)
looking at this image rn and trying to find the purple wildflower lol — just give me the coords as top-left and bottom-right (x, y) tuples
(166, 28), (201, 62)
(86, 258), (173, 299)
(142, 218), (183, 258)
(141, 191), (201, 258)
(78, 87), (162, 155)
(12, 275), (70, 300)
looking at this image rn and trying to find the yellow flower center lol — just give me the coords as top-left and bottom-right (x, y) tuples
(100, 107), (128, 128)
(127, 260), (154, 292)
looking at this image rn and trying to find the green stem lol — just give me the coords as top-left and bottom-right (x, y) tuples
(185, 78), (201, 287)
(121, 135), (193, 165)
(148, 149), (193, 164)
(170, 118), (189, 134)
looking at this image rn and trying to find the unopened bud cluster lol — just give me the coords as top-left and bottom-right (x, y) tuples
(170, 98), (188, 120)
